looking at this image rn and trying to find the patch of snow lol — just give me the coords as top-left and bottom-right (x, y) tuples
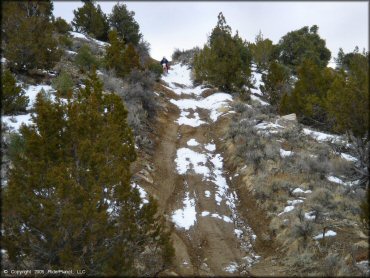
(24, 85), (55, 109)
(175, 148), (210, 177)
(287, 199), (304, 206)
(340, 153), (358, 162)
(278, 205), (295, 216)
(327, 175), (345, 185)
(234, 228), (243, 238)
(305, 211), (316, 220)
(313, 230), (337, 240)
(204, 190), (211, 198)
(162, 63), (193, 87)
(65, 50), (77, 55)
(69, 31), (88, 40)
(292, 188), (312, 194)
(2, 114), (33, 132)
(176, 110), (206, 127)
(205, 143), (216, 152)
(250, 94), (269, 106)
(172, 191), (197, 230)
(187, 138), (199, 146)
(255, 121), (284, 130)
(201, 211), (210, 217)
(303, 128), (343, 143)
(1, 57), (7, 63)
(224, 262), (238, 273)
(280, 149), (294, 157)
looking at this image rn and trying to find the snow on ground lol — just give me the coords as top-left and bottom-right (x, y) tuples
(176, 110), (206, 127)
(303, 128), (344, 144)
(250, 94), (269, 106)
(24, 85), (55, 109)
(175, 148), (210, 177)
(2, 114), (33, 132)
(132, 183), (149, 204)
(65, 50), (77, 55)
(200, 211), (233, 223)
(204, 190), (211, 198)
(187, 139), (199, 146)
(224, 262), (238, 273)
(313, 230), (337, 240)
(340, 153), (358, 162)
(69, 31), (109, 47)
(292, 188), (312, 194)
(278, 205), (295, 216)
(327, 175), (345, 185)
(170, 93), (232, 124)
(172, 191), (197, 230)
(205, 143), (216, 152)
(162, 63), (194, 88)
(280, 149), (294, 157)
(305, 211), (316, 220)
(287, 199), (304, 205)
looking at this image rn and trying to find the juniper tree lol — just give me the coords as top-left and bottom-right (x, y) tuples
(250, 31), (277, 72)
(1, 69), (29, 115)
(193, 12), (252, 92)
(108, 3), (142, 45)
(2, 1), (61, 72)
(278, 25), (331, 73)
(72, 0), (109, 41)
(326, 49), (369, 138)
(260, 61), (292, 108)
(2, 73), (173, 275)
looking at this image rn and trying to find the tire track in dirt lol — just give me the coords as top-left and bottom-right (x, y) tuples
(152, 64), (259, 276)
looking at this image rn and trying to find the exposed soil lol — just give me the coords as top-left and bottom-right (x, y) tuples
(140, 68), (284, 276)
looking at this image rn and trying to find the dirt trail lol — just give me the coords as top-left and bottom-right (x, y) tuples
(151, 64), (259, 276)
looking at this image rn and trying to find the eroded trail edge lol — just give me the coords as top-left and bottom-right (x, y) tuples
(153, 64), (260, 276)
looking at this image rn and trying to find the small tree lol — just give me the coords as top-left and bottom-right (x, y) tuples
(1, 69), (29, 115)
(75, 45), (99, 72)
(250, 31), (277, 72)
(72, 0), (109, 41)
(52, 71), (74, 97)
(53, 17), (72, 34)
(2, 1), (61, 72)
(260, 61), (291, 107)
(193, 12), (252, 92)
(108, 3), (142, 45)
(278, 25), (331, 73)
(3, 73), (173, 275)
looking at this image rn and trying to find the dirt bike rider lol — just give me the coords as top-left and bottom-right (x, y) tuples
(160, 57), (169, 73)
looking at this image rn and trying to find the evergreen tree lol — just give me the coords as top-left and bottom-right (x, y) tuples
(53, 17), (72, 34)
(193, 12), (252, 92)
(278, 25), (331, 73)
(105, 30), (126, 76)
(2, 1), (61, 72)
(52, 71), (74, 97)
(250, 31), (277, 72)
(122, 44), (141, 76)
(75, 45), (99, 72)
(108, 3), (142, 46)
(283, 58), (335, 126)
(260, 61), (291, 107)
(326, 50), (369, 137)
(72, 0), (109, 41)
(2, 73), (173, 275)
(1, 69), (29, 115)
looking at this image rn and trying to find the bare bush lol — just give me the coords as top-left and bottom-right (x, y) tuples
(321, 253), (351, 276)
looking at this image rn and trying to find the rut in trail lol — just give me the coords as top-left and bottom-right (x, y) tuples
(153, 64), (260, 276)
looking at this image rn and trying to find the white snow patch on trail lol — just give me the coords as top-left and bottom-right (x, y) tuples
(327, 175), (345, 185)
(175, 148), (210, 177)
(280, 149), (294, 157)
(313, 230), (337, 240)
(162, 63), (194, 88)
(303, 128), (344, 143)
(172, 191), (197, 230)
(187, 139), (199, 146)
(340, 153), (358, 162)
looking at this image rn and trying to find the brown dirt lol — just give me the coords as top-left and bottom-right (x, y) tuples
(138, 80), (285, 276)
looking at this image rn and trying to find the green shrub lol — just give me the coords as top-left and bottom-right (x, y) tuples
(148, 62), (163, 81)
(1, 69), (29, 115)
(53, 17), (72, 34)
(52, 71), (74, 97)
(75, 45), (99, 72)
